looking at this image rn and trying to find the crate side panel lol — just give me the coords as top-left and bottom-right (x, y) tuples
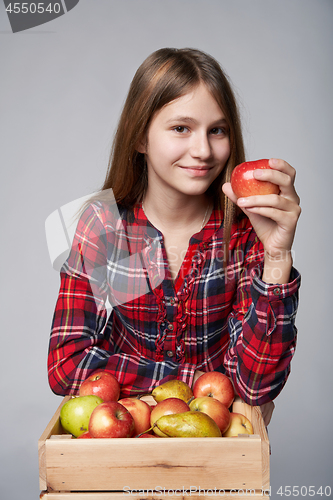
(39, 396), (71, 491)
(232, 398), (270, 490)
(249, 404), (270, 489)
(45, 437), (263, 492)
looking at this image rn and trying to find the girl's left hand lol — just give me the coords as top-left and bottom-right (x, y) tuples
(222, 158), (301, 260)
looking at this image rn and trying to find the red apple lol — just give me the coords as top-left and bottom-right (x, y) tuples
(88, 402), (135, 438)
(189, 396), (231, 434)
(118, 397), (152, 436)
(76, 431), (93, 439)
(193, 371), (234, 408)
(79, 371), (120, 402)
(231, 159), (279, 198)
(150, 398), (190, 437)
(222, 412), (253, 437)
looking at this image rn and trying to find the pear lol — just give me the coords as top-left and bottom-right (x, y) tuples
(152, 380), (193, 403)
(154, 411), (222, 437)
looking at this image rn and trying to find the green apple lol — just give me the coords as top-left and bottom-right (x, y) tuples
(60, 395), (103, 437)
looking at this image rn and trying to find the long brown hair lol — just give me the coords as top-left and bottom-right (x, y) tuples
(96, 48), (245, 262)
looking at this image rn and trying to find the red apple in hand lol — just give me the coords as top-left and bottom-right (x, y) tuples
(150, 398), (190, 437)
(79, 371), (120, 402)
(231, 159), (279, 198)
(193, 371), (234, 408)
(89, 402), (135, 438)
(189, 396), (231, 434)
(118, 397), (152, 436)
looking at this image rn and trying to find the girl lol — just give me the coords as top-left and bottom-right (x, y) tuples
(48, 48), (301, 424)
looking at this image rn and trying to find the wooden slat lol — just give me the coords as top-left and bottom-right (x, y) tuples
(45, 435), (262, 492)
(250, 405), (270, 491)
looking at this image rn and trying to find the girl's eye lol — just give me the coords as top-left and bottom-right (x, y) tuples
(210, 127), (227, 135)
(173, 126), (189, 133)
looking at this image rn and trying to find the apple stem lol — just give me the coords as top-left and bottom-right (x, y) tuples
(135, 426), (154, 437)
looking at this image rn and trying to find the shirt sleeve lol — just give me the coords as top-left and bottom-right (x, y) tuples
(48, 203), (197, 396)
(224, 236), (301, 406)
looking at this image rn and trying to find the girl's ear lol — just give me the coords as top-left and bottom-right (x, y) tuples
(135, 135), (147, 154)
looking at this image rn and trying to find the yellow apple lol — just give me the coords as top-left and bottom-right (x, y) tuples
(222, 412), (253, 437)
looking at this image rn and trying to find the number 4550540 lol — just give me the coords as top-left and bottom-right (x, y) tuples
(277, 486), (331, 497)
(5, 3), (61, 14)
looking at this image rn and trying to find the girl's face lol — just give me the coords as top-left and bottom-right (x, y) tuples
(141, 83), (231, 201)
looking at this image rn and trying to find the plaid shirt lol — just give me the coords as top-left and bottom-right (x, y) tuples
(48, 201), (300, 405)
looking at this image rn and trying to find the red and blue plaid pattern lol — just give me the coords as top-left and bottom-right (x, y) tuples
(48, 202), (300, 405)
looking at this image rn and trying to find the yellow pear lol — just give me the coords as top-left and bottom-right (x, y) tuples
(152, 380), (193, 403)
(154, 411), (222, 437)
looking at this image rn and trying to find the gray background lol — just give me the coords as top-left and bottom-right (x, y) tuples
(0, 1), (332, 499)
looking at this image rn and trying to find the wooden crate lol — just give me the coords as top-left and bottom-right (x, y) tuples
(39, 396), (270, 500)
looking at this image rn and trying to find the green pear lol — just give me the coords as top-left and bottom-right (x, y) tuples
(60, 395), (103, 437)
(152, 380), (193, 403)
(154, 411), (222, 437)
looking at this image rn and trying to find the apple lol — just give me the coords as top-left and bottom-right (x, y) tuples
(88, 401), (135, 438)
(77, 431), (93, 439)
(118, 397), (152, 436)
(150, 397), (190, 437)
(231, 159), (279, 198)
(79, 371), (120, 402)
(60, 395), (103, 437)
(189, 396), (231, 434)
(222, 412), (253, 437)
(193, 371), (234, 408)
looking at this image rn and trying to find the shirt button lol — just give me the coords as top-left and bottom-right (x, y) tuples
(273, 287), (281, 296)
(166, 350), (174, 358)
(168, 323), (174, 330)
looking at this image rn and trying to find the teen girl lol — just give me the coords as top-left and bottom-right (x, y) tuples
(48, 48), (301, 424)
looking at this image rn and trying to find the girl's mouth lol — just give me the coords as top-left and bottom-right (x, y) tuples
(180, 166), (213, 176)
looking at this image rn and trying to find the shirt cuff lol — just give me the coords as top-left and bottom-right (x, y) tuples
(251, 266), (301, 301)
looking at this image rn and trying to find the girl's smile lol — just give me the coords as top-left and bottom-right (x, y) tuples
(179, 165), (214, 176)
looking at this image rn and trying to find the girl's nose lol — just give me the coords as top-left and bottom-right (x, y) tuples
(190, 132), (212, 160)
